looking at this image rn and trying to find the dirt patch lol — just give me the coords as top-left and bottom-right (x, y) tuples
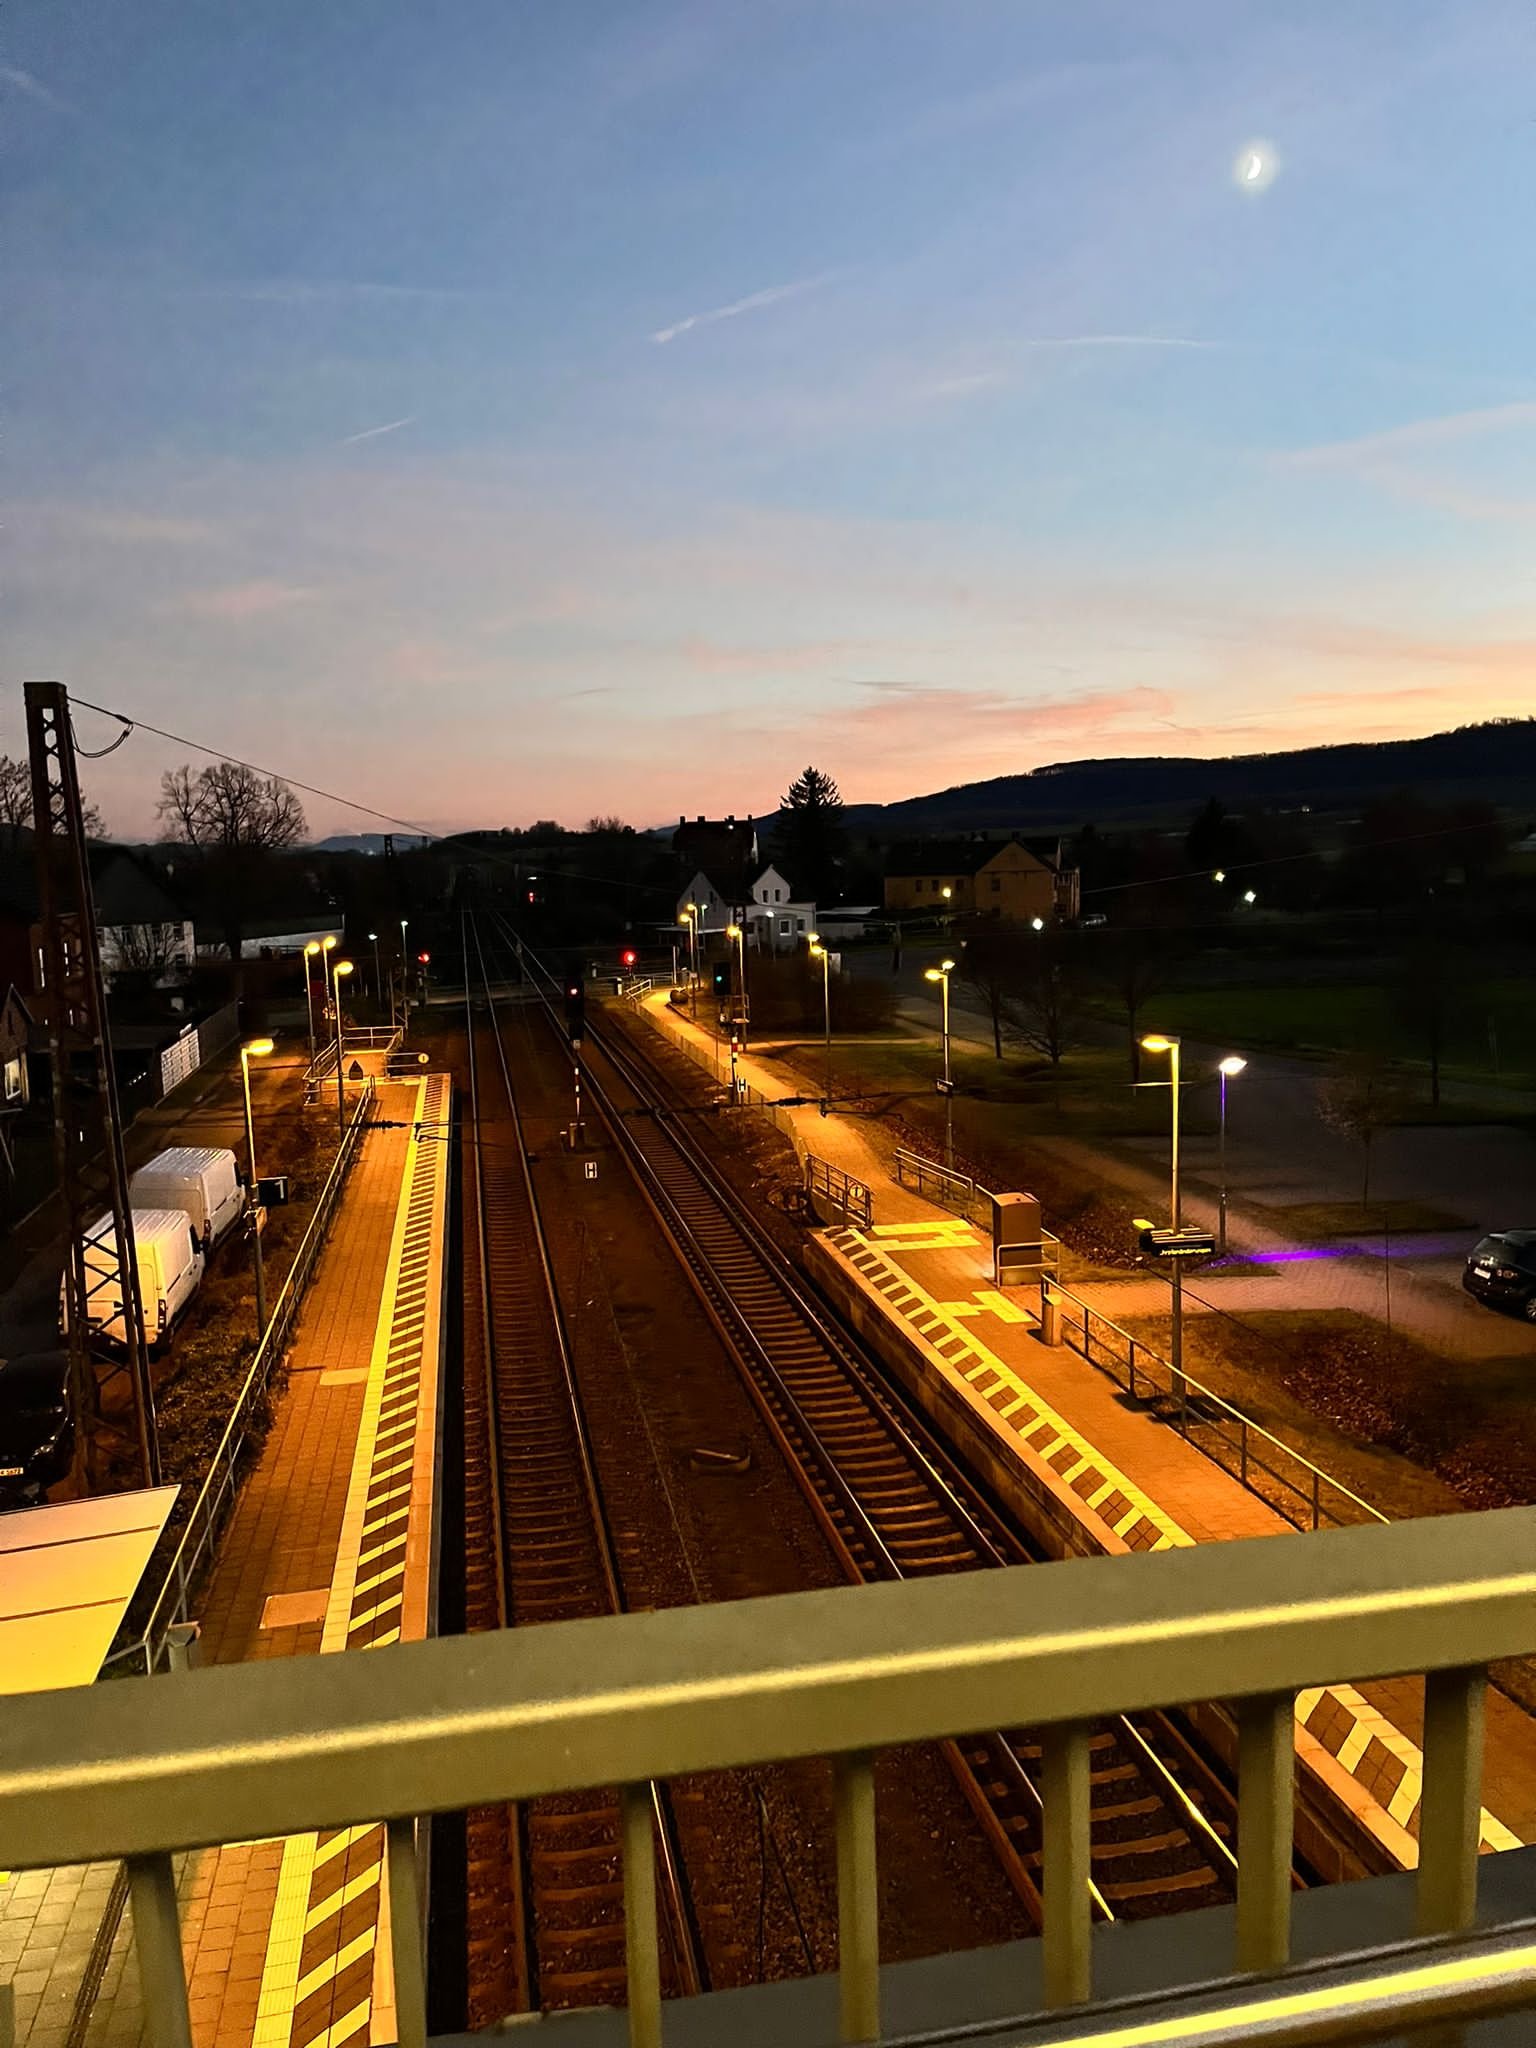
(1255, 1200), (1469, 1238)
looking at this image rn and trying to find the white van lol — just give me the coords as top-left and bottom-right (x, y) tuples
(129, 1146), (245, 1252)
(60, 1209), (206, 1353)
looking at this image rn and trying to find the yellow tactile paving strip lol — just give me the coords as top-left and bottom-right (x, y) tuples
(829, 1222), (1522, 1863)
(250, 1075), (449, 2048)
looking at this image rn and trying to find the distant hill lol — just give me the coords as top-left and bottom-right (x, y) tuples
(838, 720), (1536, 836)
(311, 833), (432, 855)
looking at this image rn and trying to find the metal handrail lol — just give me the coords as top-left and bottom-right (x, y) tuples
(8, 1508), (1536, 2048)
(101, 1082), (377, 1676)
(805, 1152), (873, 1228)
(1048, 1278), (1388, 1534)
(893, 1146), (1062, 1269)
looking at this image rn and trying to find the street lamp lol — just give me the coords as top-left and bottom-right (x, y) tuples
(240, 1038), (274, 1336)
(925, 957), (957, 1168)
(808, 935), (832, 1112)
(369, 931), (382, 1007)
(332, 962), (354, 1134)
(1217, 1055), (1246, 1256)
(320, 933), (339, 1029)
(725, 924), (747, 1103)
(1140, 1033), (1185, 1398)
(303, 942), (321, 1065)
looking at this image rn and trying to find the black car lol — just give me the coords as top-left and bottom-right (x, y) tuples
(0, 1352), (74, 1506)
(1463, 1232), (1536, 1321)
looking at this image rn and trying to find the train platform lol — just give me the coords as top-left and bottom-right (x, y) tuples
(4, 1073), (451, 2048)
(812, 1211), (1536, 1864)
(623, 997), (1536, 1872)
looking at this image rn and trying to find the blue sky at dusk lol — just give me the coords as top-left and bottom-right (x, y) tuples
(6, 1), (1536, 838)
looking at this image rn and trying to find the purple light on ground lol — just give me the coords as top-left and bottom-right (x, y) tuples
(1239, 1244), (1360, 1265)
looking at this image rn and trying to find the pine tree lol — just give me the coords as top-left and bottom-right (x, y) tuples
(775, 766), (845, 906)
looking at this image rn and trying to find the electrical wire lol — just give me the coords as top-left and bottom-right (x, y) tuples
(60, 689), (1511, 915)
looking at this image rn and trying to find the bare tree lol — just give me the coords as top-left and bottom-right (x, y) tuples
(1317, 1053), (1410, 1211)
(957, 926), (1021, 1058)
(158, 762), (305, 961)
(0, 752), (106, 848)
(1001, 929), (1087, 1092)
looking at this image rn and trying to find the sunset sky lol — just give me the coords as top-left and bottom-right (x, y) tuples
(7, 1), (1536, 839)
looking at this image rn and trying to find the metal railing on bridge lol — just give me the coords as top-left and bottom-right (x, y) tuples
(8, 1509), (1536, 2048)
(303, 1025), (403, 1096)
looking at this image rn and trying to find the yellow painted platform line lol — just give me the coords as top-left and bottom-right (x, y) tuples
(974, 1287), (1030, 1324)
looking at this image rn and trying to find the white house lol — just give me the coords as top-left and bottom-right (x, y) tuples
(675, 865), (817, 957)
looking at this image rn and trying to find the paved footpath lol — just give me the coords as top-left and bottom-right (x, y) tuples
(1, 1074), (449, 2048)
(634, 996), (1536, 1868)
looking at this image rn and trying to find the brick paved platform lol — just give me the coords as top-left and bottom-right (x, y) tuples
(19, 1074), (452, 2048)
(815, 1213), (1536, 1867)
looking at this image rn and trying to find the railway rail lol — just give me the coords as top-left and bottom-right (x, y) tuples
(498, 916), (1277, 1927)
(460, 917), (705, 2018)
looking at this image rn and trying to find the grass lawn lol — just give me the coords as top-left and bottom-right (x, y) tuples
(1129, 978), (1536, 1089)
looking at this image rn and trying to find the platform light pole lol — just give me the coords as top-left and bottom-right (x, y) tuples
(1141, 1033), (1185, 1400)
(369, 931), (382, 1008)
(332, 961), (354, 1134)
(1217, 1055), (1246, 1256)
(320, 933), (339, 1031)
(925, 956), (957, 1169)
(240, 1038), (274, 1336)
(303, 941), (320, 1065)
(398, 920), (409, 1027)
(808, 935), (832, 1112)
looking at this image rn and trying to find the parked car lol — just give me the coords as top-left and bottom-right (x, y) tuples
(129, 1145), (244, 1252)
(60, 1208), (206, 1353)
(1463, 1232), (1536, 1321)
(0, 1352), (73, 1506)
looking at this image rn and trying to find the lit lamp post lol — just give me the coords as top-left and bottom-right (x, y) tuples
(940, 884), (952, 942)
(925, 956), (957, 1169)
(1217, 1055), (1246, 1256)
(332, 961), (354, 1134)
(240, 1037), (274, 1336)
(369, 931), (382, 1008)
(320, 933), (339, 1030)
(725, 924), (744, 1103)
(1140, 1033), (1185, 1398)
(808, 935), (832, 1112)
(303, 942), (321, 1065)
(681, 903), (698, 1018)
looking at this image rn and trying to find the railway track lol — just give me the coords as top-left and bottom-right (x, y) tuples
(460, 918), (705, 2018)
(501, 918), (1263, 1927)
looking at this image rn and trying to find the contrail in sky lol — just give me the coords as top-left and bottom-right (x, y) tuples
(338, 416), (417, 445)
(652, 276), (823, 345)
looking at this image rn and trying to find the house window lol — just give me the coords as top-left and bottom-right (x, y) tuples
(3, 1057), (23, 1102)
(775, 888), (782, 901)
(796, 918), (806, 931)
(990, 874), (1001, 892)
(914, 879), (923, 894)
(780, 920), (792, 935)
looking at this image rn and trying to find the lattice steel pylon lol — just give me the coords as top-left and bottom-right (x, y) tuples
(26, 680), (160, 1491)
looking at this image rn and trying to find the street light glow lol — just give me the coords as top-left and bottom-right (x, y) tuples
(243, 1038), (275, 1058)
(323, 934), (337, 952)
(726, 923), (741, 938)
(1213, 869), (1226, 884)
(1243, 889), (1257, 905)
(1031, 916), (1044, 931)
(1218, 1055), (1248, 1076)
(924, 967), (942, 983)
(334, 960), (354, 979)
(941, 957), (955, 972)
(1141, 1033), (1179, 1053)
(305, 940), (321, 957)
